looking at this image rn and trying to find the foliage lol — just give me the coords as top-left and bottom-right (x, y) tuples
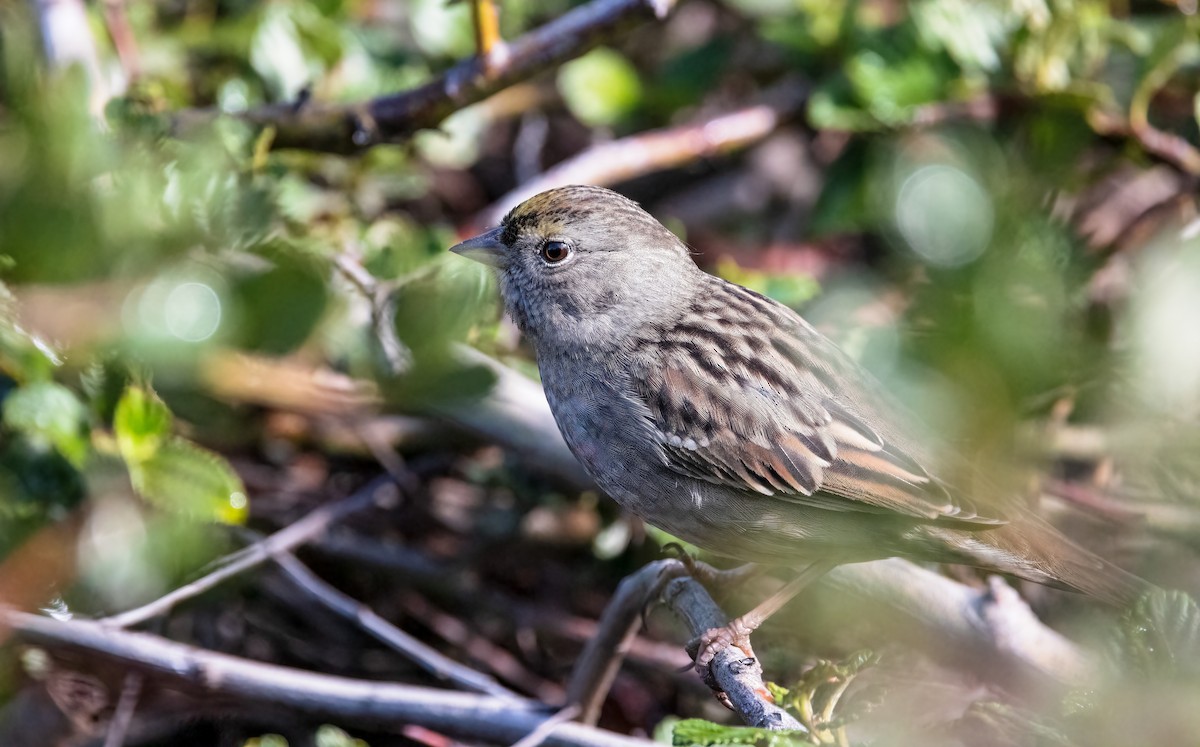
(0, 0), (1198, 742)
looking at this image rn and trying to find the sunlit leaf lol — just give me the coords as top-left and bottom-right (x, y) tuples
(128, 438), (248, 524)
(113, 385), (173, 464)
(672, 719), (808, 746)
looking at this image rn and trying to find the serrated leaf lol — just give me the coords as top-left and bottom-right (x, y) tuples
(114, 386), (173, 464)
(672, 719), (808, 747)
(127, 438), (248, 524)
(1115, 588), (1200, 679)
(2, 381), (89, 466)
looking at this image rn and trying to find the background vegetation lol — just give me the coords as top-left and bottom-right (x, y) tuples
(1, 0), (1199, 744)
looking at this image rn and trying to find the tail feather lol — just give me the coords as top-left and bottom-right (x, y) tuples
(924, 517), (1150, 607)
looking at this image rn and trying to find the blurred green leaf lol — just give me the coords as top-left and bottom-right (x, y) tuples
(715, 257), (819, 309)
(2, 382), (89, 466)
(672, 719), (808, 746)
(0, 437), (85, 514)
(809, 139), (873, 235)
(557, 47), (643, 127)
(114, 386), (173, 465)
(315, 725), (369, 747)
(1114, 589), (1200, 680)
(128, 438), (248, 524)
(228, 245), (330, 355)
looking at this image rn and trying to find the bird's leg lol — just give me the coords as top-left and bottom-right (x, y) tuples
(662, 543), (766, 594)
(691, 561), (834, 676)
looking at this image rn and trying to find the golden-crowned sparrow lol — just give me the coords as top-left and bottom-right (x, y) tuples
(450, 185), (1144, 629)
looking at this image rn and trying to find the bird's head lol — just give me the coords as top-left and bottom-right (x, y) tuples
(450, 185), (701, 351)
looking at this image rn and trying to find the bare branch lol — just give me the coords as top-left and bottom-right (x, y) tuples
(480, 87), (808, 227)
(171, 0), (678, 152)
(566, 559), (690, 725)
(266, 547), (523, 701)
(101, 672), (142, 747)
(0, 609), (657, 747)
(102, 476), (399, 629)
(662, 575), (806, 730)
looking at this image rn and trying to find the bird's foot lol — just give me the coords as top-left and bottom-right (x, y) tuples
(662, 544), (763, 595)
(686, 616), (758, 703)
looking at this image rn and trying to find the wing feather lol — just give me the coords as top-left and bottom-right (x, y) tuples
(632, 278), (1004, 526)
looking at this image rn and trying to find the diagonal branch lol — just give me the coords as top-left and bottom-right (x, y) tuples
(172, 0), (678, 153)
(101, 475), (400, 629)
(0, 608), (656, 747)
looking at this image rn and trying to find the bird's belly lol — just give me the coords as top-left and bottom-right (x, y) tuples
(540, 369), (908, 565)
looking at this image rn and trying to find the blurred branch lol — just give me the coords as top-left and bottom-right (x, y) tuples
(910, 94), (1200, 178)
(817, 561), (1094, 688)
(0, 609), (658, 747)
(394, 591), (566, 703)
(566, 559), (690, 725)
(332, 254), (413, 376)
(172, 0), (678, 152)
(102, 476), (400, 628)
(480, 87), (809, 227)
(259, 540), (523, 700)
(101, 672), (142, 747)
(100, 0), (140, 82)
(1089, 109), (1200, 177)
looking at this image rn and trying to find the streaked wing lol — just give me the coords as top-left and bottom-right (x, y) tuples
(630, 277), (1002, 526)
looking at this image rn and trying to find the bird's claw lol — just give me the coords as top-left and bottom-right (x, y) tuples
(686, 620), (757, 704)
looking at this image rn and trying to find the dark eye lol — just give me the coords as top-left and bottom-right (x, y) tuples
(539, 240), (572, 264)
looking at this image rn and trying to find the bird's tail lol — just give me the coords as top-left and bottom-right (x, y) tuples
(924, 517), (1149, 607)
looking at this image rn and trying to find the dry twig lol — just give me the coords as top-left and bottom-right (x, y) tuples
(0, 608), (657, 747)
(480, 88), (809, 227)
(172, 0), (678, 152)
(102, 476), (400, 628)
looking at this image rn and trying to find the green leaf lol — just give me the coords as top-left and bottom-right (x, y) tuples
(1114, 588), (1200, 679)
(671, 719), (808, 747)
(557, 48), (643, 127)
(714, 257), (819, 309)
(2, 381), (89, 466)
(228, 245), (330, 355)
(315, 725), (369, 747)
(128, 438), (249, 524)
(113, 385), (173, 465)
(809, 139), (873, 235)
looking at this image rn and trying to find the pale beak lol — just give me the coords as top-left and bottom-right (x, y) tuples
(449, 226), (507, 269)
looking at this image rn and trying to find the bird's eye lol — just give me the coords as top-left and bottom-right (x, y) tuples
(539, 240), (572, 264)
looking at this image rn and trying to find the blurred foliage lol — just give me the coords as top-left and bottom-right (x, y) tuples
(0, 0), (1198, 742)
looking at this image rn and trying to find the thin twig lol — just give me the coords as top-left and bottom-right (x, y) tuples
(101, 672), (143, 747)
(1, 608), (657, 747)
(265, 546), (523, 700)
(396, 592), (565, 703)
(171, 0), (678, 152)
(510, 704), (582, 747)
(102, 476), (399, 628)
(100, 0), (141, 81)
(480, 88), (808, 227)
(662, 575), (806, 730)
(566, 559), (690, 725)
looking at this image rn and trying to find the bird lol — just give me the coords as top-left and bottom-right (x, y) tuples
(450, 184), (1146, 666)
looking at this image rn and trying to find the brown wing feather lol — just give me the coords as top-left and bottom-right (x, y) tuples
(631, 277), (1003, 526)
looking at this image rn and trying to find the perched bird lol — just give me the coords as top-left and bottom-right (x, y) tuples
(450, 185), (1144, 657)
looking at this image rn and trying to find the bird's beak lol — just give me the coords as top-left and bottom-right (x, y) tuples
(449, 226), (507, 269)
